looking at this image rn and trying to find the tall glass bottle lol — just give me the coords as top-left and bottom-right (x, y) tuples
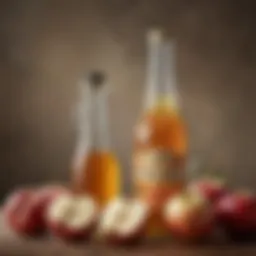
(71, 72), (121, 207)
(132, 30), (188, 236)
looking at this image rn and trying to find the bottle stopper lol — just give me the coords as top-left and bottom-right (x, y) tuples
(87, 71), (106, 89)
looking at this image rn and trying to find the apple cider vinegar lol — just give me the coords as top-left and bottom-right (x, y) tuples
(132, 30), (188, 237)
(71, 72), (121, 207)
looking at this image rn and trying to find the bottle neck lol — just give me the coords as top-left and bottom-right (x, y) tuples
(76, 81), (110, 155)
(144, 36), (180, 113)
(89, 86), (110, 151)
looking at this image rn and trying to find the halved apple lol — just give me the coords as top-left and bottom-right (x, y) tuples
(34, 185), (69, 229)
(98, 197), (149, 245)
(46, 193), (98, 241)
(163, 192), (215, 242)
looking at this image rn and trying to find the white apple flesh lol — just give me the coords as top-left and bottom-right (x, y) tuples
(46, 194), (98, 241)
(98, 198), (149, 245)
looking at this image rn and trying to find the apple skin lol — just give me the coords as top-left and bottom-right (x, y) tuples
(34, 185), (68, 228)
(99, 198), (150, 246)
(103, 217), (148, 246)
(188, 178), (227, 204)
(3, 189), (44, 236)
(36, 185), (68, 206)
(164, 192), (215, 242)
(47, 218), (96, 241)
(46, 194), (98, 241)
(215, 191), (256, 241)
(3, 185), (69, 236)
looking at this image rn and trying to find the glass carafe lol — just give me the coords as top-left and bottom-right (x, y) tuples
(71, 72), (121, 207)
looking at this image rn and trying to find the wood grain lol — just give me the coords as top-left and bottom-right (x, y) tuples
(0, 214), (256, 256)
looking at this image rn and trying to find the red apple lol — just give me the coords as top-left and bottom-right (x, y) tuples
(36, 185), (68, 205)
(34, 185), (68, 227)
(188, 177), (227, 203)
(163, 192), (215, 241)
(98, 198), (150, 245)
(3, 189), (44, 235)
(46, 193), (98, 241)
(215, 190), (256, 241)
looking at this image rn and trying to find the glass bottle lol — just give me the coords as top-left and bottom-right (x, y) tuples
(71, 72), (121, 207)
(132, 30), (188, 236)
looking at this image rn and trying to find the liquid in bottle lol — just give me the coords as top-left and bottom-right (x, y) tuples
(132, 30), (188, 237)
(71, 72), (121, 207)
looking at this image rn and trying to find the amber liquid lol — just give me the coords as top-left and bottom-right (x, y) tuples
(133, 100), (187, 237)
(72, 150), (121, 207)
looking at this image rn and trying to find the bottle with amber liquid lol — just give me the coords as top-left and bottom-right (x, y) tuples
(71, 72), (121, 207)
(132, 30), (188, 237)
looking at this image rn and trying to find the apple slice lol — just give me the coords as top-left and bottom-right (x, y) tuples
(98, 198), (149, 245)
(46, 193), (98, 241)
(163, 192), (215, 242)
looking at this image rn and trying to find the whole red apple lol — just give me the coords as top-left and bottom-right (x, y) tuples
(215, 190), (256, 241)
(188, 177), (227, 204)
(46, 193), (98, 241)
(163, 192), (215, 242)
(3, 189), (44, 235)
(98, 198), (150, 245)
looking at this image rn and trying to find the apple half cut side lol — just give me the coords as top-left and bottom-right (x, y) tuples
(98, 198), (150, 245)
(163, 193), (215, 242)
(46, 194), (98, 241)
(32, 185), (69, 231)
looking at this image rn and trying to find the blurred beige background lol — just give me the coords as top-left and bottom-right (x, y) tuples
(0, 0), (256, 197)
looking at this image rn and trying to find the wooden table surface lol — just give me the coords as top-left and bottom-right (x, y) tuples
(0, 215), (255, 256)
